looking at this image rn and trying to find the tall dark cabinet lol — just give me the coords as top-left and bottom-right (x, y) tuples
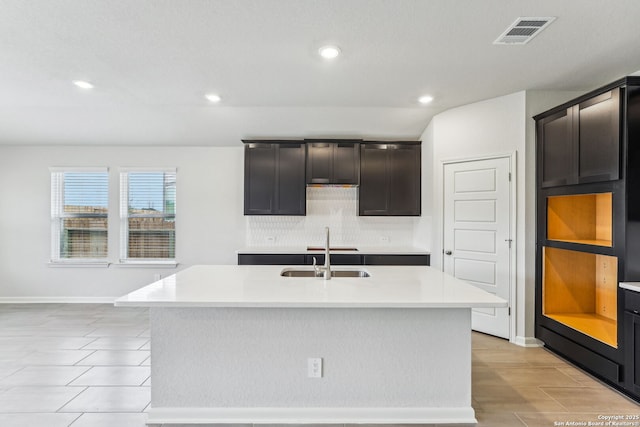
(359, 142), (421, 216)
(243, 141), (306, 215)
(535, 77), (640, 401)
(624, 289), (640, 396)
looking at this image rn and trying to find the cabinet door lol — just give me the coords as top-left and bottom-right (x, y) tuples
(333, 143), (360, 184)
(307, 142), (360, 184)
(625, 311), (640, 397)
(244, 143), (276, 215)
(304, 254), (363, 265)
(238, 254), (306, 265)
(363, 254), (430, 265)
(538, 109), (575, 188)
(577, 88), (620, 183)
(306, 143), (332, 184)
(359, 144), (390, 215)
(388, 144), (420, 215)
(275, 143), (306, 215)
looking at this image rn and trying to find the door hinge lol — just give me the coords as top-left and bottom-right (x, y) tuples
(508, 307), (511, 316)
(505, 238), (513, 248)
(508, 172), (512, 181)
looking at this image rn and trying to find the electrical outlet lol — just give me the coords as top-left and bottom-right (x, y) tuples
(265, 236), (276, 244)
(380, 236), (390, 244)
(307, 357), (322, 378)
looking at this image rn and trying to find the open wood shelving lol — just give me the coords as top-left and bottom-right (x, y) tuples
(547, 192), (612, 247)
(543, 246), (618, 348)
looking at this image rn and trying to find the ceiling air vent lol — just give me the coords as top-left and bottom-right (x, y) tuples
(494, 17), (556, 45)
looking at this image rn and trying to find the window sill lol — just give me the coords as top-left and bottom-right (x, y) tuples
(48, 261), (110, 268)
(115, 261), (178, 268)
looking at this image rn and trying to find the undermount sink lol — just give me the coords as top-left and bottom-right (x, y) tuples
(280, 268), (370, 278)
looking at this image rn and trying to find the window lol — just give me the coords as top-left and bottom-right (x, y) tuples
(50, 168), (109, 262)
(120, 169), (176, 262)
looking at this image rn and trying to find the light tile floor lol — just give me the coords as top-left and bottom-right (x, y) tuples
(0, 303), (638, 426)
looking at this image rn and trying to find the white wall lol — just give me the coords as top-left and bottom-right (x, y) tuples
(0, 146), (245, 300)
(421, 90), (582, 345)
(414, 124), (433, 250)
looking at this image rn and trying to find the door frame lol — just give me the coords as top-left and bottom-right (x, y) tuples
(441, 152), (517, 342)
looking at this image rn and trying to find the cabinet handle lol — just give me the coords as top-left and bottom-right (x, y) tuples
(445, 250), (452, 255)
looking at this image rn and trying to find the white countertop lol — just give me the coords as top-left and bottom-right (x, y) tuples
(115, 265), (506, 309)
(237, 246), (430, 255)
(620, 282), (640, 293)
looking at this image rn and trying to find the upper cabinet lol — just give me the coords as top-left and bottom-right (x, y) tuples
(538, 87), (621, 188)
(538, 109), (574, 187)
(244, 139), (421, 216)
(576, 89), (620, 183)
(306, 140), (360, 185)
(359, 142), (421, 216)
(243, 141), (306, 215)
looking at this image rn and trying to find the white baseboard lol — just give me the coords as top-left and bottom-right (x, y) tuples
(514, 335), (544, 347)
(147, 406), (477, 425)
(0, 297), (116, 304)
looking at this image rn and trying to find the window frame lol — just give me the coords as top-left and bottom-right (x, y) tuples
(49, 167), (110, 266)
(119, 167), (177, 266)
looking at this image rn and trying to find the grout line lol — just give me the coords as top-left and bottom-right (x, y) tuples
(513, 411), (530, 427)
(65, 412), (83, 427)
(55, 386), (88, 413)
(73, 350), (97, 366)
(66, 366), (93, 386)
(537, 385), (572, 412)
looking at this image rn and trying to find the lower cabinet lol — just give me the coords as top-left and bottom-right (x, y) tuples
(237, 254), (306, 265)
(624, 290), (640, 398)
(238, 253), (430, 266)
(363, 254), (430, 266)
(304, 254), (362, 266)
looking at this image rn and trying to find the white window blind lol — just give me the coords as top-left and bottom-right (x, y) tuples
(120, 169), (176, 262)
(51, 169), (109, 261)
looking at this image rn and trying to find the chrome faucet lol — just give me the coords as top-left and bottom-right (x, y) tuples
(312, 227), (331, 279)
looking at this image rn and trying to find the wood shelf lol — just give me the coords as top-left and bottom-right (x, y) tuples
(550, 238), (613, 247)
(545, 313), (617, 348)
(543, 247), (618, 348)
(547, 193), (612, 247)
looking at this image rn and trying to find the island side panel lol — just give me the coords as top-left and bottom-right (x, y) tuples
(150, 307), (471, 412)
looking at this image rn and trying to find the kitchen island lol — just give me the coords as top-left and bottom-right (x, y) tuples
(115, 264), (507, 425)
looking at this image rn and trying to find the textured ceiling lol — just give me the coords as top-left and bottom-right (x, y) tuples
(1, 0), (639, 146)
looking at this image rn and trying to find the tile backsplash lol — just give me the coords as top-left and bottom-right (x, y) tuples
(246, 187), (418, 247)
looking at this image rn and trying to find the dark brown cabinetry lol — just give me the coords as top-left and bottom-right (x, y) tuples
(244, 139), (421, 217)
(359, 142), (421, 216)
(243, 141), (306, 215)
(538, 88), (620, 188)
(535, 77), (640, 402)
(238, 253), (430, 266)
(624, 290), (640, 397)
(538, 109), (573, 187)
(237, 254), (306, 265)
(306, 140), (360, 185)
(363, 254), (430, 265)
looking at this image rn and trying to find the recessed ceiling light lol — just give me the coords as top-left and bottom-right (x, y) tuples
(418, 95), (434, 105)
(73, 80), (94, 89)
(318, 45), (341, 59)
(205, 93), (221, 103)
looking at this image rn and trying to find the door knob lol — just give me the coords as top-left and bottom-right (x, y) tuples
(445, 250), (452, 255)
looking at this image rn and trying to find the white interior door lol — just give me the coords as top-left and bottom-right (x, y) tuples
(443, 157), (512, 339)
